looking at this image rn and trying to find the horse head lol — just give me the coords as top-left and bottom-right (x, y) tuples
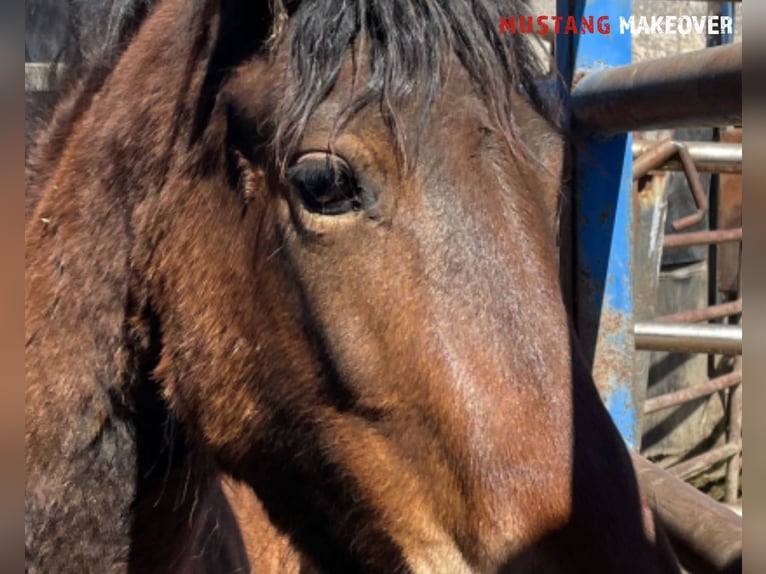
(25, 1), (679, 572)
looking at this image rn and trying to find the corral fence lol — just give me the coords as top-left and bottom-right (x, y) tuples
(558, 0), (742, 572)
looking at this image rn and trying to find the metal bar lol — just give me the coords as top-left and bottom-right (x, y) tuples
(643, 371), (742, 413)
(632, 453), (742, 574)
(569, 0), (638, 449)
(654, 299), (742, 323)
(571, 43), (742, 133)
(25, 62), (65, 92)
(663, 227), (742, 249)
(668, 442), (740, 481)
(633, 139), (709, 231)
(632, 141), (742, 174)
(634, 322), (742, 355)
(642, 160), (740, 175)
(725, 358), (743, 503)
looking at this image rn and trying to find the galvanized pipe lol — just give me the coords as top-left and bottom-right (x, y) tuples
(663, 227), (742, 249)
(634, 322), (741, 355)
(643, 371), (742, 413)
(633, 140), (742, 174)
(571, 43), (741, 133)
(654, 299), (742, 323)
(631, 454), (742, 574)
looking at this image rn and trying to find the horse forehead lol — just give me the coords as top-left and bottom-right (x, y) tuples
(293, 43), (490, 128)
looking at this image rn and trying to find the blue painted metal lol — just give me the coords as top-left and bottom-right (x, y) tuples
(708, 2), (734, 47)
(559, 0), (638, 449)
(721, 2), (734, 45)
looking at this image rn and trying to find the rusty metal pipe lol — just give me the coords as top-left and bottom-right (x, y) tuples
(634, 322), (741, 355)
(572, 43), (742, 133)
(663, 227), (742, 248)
(632, 454), (742, 574)
(633, 139), (709, 231)
(668, 442), (741, 481)
(671, 144), (709, 230)
(633, 141), (742, 174)
(654, 299), (742, 323)
(725, 358), (743, 504)
(634, 139), (680, 179)
(643, 371), (742, 414)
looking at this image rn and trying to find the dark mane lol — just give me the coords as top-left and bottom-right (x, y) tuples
(275, 0), (553, 163)
(29, 0), (554, 171)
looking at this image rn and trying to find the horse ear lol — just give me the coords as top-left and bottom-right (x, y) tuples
(25, 2), (287, 569)
(191, 0), (283, 141)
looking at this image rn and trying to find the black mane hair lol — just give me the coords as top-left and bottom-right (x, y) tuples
(27, 0), (556, 170)
(274, 0), (553, 163)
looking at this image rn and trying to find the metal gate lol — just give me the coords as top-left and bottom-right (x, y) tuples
(557, 1), (742, 572)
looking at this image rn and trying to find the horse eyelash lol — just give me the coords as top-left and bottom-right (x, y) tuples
(232, 149), (265, 208)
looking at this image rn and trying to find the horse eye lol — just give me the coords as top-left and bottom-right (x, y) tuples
(286, 153), (372, 216)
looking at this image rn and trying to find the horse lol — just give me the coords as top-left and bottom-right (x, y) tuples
(25, 0), (681, 572)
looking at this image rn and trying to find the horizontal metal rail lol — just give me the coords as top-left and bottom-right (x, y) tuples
(669, 442), (741, 481)
(634, 322), (741, 355)
(632, 454), (742, 574)
(644, 371), (742, 414)
(571, 43), (741, 133)
(663, 227), (742, 249)
(654, 299), (742, 323)
(633, 140), (742, 174)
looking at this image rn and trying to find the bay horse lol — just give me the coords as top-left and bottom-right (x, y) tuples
(25, 0), (680, 572)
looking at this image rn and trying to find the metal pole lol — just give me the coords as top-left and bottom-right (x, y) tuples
(643, 371), (742, 414)
(663, 228), (742, 249)
(572, 43), (742, 133)
(669, 443), (740, 481)
(654, 299), (742, 323)
(632, 141), (742, 174)
(631, 454), (742, 574)
(633, 139), (709, 231)
(634, 322), (742, 355)
(568, 0), (638, 449)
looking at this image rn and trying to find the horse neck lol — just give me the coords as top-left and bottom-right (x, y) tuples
(26, 107), (235, 568)
(128, 393), (250, 572)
